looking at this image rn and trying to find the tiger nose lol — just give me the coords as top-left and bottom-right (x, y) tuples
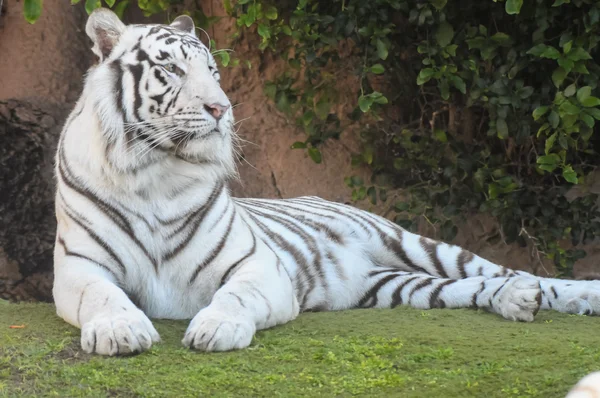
(204, 103), (230, 120)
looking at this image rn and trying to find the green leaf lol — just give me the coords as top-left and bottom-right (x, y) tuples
(315, 98), (330, 120)
(358, 96), (372, 113)
(564, 84), (576, 97)
(577, 86), (592, 103)
(552, 67), (567, 88)
(416, 68), (435, 85)
(112, 0), (129, 19)
(264, 83), (277, 100)
(533, 106), (549, 120)
(290, 142), (307, 149)
(223, 0), (232, 14)
(488, 183), (501, 199)
(217, 51), (230, 67)
(445, 44), (458, 56)
(281, 25), (292, 36)
(351, 176), (364, 186)
(491, 32), (512, 46)
(367, 186), (377, 205)
(440, 79), (450, 100)
(23, 0), (43, 24)
(395, 202), (410, 212)
(370, 64), (385, 74)
(537, 154), (561, 172)
(581, 97), (600, 107)
(308, 148), (322, 164)
(85, 0), (101, 14)
(265, 6), (278, 20)
(585, 108), (600, 120)
(519, 86), (534, 99)
(562, 166), (578, 184)
(527, 44), (547, 57)
(433, 129), (447, 143)
(373, 95), (388, 105)
(450, 75), (466, 94)
(568, 47), (592, 61)
(257, 24), (271, 40)
(104, 0), (116, 7)
(545, 132), (557, 154)
(376, 39), (388, 60)
(429, 0), (447, 10)
(435, 22), (454, 48)
(560, 101), (580, 115)
(549, 110), (560, 128)
(505, 0), (523, 14)
(71, 0), (82, 4)
(363, 147), (374, 165)
(497, 118), (509, 139)
(581, 113), (595, 128)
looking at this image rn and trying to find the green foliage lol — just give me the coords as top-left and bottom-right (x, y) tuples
(231, 0), (600, 277)
(23, 0), (43, 24)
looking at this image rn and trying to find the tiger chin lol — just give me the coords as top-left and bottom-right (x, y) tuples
(53, 8), (600, 356)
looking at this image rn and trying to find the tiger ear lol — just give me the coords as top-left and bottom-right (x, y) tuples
(86, 8), (126, 62)
(170, 15), (196, 35)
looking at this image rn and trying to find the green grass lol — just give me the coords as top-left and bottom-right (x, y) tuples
(1, 302), (599, 397)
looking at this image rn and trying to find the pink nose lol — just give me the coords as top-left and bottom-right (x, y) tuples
(204, 103), (230, 120)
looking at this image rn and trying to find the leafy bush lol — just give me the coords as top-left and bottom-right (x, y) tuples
(23, 0), (600, 276)
(228, 0), (600, 276)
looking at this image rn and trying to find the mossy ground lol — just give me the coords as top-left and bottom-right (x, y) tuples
(1, 301), (599, 397)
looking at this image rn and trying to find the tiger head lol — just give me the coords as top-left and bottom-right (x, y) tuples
(83, 8), (235, 176)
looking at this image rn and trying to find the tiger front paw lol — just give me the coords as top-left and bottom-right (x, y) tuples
(81, 309), (160, 356)
(182, 308), (256, 352)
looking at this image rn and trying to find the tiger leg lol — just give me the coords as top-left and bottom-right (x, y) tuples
(53, 258), (160, 356)
(391, 230), (600, 315)
(182, 255), (299, 352)
(358, 271), (541, 321)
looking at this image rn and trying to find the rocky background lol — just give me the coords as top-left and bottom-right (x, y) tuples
(2, 0), (598, 302)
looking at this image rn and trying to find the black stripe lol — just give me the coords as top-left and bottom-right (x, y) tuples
(289, 198), (373, 236)
(242, 204), (327, 295)
(220, 234), (257, 287)
(456, 251), (473, 279)
(164, 183), (224, 261)
(239, 199), (344, 244)
(110, 60), (125, 118)
(429, 280), (455, 308)
(357, 273), (403, 308)
(154, 69), (168, 86)
(59, 149), (158, 270)
(188, 208), (237, 284)
(408, 278), (435, 301)
(471, 281), (486, 308)
(60, 198), (127, 275)
(419, 237), (449, 278)
(58, 237), (120, 281)
(242, 211), (314, 310)
(390, 276), (420, 308)
(128, 63), (145, 121)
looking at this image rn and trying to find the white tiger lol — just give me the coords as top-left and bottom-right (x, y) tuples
(53, 8), (600, 356)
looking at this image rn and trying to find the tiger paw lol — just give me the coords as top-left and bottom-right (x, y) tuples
(182, 308), (256, 351)
(81, 310), (160, 356)
(560, 287), (600, 315)
(492, 277), (541, 322)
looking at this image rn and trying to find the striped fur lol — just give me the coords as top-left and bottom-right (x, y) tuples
(53, 9), (600, 356)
